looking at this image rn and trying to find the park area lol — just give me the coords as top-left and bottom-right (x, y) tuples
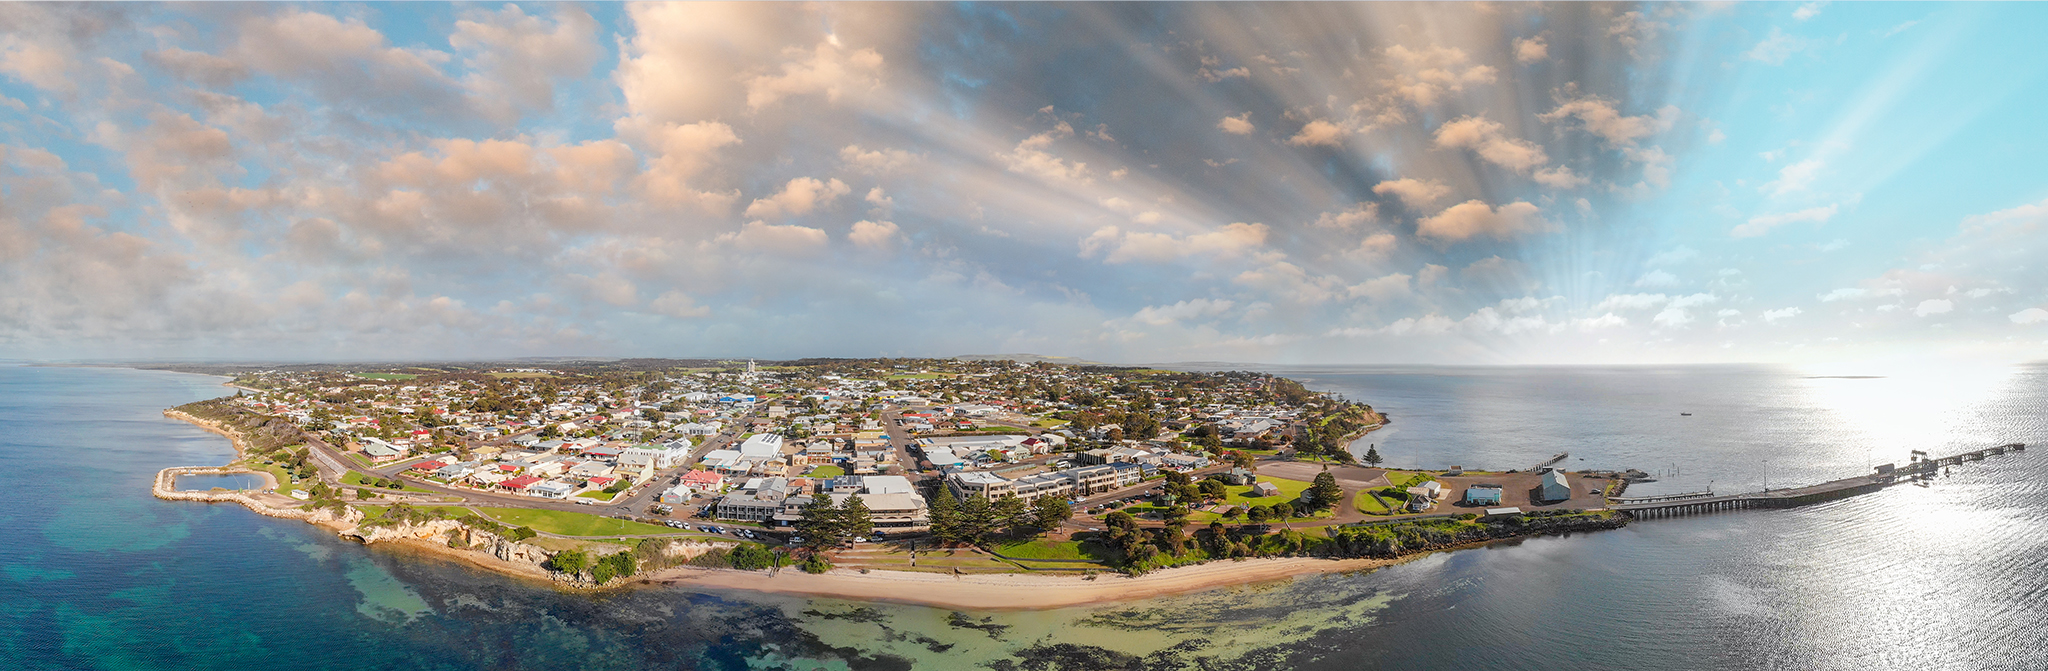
(471, 507), (674, 537)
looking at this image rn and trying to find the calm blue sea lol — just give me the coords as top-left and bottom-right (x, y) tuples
(1, 363), (2043, 670)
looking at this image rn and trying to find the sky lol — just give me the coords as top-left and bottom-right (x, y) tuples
(1, 2), (2046, 365)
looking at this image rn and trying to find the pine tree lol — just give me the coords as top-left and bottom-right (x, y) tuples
(796, 494), (842, 548)
(840, 494), (872, 539)
(1363, 444), (1384, 467)
(929, 485), (960, 543)
(1308, 471), (1342, 512)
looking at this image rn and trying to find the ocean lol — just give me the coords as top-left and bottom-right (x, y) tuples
(1, 363), (2042, 670)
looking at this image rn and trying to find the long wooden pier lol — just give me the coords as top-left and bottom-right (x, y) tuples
(1614, 443), (2025, 519)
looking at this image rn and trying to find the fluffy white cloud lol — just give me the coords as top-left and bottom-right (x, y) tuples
(1131, 298), (1235, 325)
(1217, 113), (1255, 135)
(1514, 36), (1549, 63)
(839, 144), (918, 173)
(1596, 293), (1669, 311)
(1312, 203), (1379, 230)
(450, 5), (600, 120)
(1634, 270), (1680, 288)
(648, 290), (711, 318)
(1539, 93), (1678, 147)
(1416, 200), (1550, 242)
(1762, 307), (1802, 323)
(1763, 158), (1824, 195)
(1372, 178), (1452, 209)
(2011, 308), (2048, 325)
(1733, 204), (1837, 238)
(1288, 119), (1347, 147)
(848, 220), (901, 249)
(716, 221), (830, 255)
(1433, 115), (1548, 173)
(1383, 44), (1497, 106)
(1079, 223), (1269, 264)
(743, 177), (850, 219)
(1915, 299), (1953, 317)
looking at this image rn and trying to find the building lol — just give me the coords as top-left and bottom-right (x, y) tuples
(530, 480), (576, 499)
(716, 477), (794, 522)
(1252, 481), (1281, 497)
(659, 484), (694, 504)
(738, 433), (784, 459)
(1538, 470), (1571, 502)
(1463, 485), (1504, 506)
(359, 438), (406, 463)
(679, 469), (725, 491)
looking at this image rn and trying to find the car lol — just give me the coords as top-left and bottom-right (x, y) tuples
(853, 537), (867, 543)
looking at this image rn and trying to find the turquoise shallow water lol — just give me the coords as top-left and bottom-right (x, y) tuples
(1, 363), (2043, 670)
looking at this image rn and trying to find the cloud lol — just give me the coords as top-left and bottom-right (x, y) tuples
(743, 177), (850, 219)
(1372, 178), (1451, 209)
(1383, 44), (1497, 106)
(1762, 307), (1802, 323)
(1647, 246), (1699, 266)
(1746, 28), (1815, 66)
(743, 38), (885, 110)
(839, 144), (918, 173)
(1216, 113), (1255, 135)
(848, 220), (901, 249)
(1349, 273), (1412, 302)
(1416, 200), (1550, 242)
(1003, 118), (1092, 182)
(1433, 115), (1547, 173)
(1915, 299), (1953, 317)
(1539, 93), (1678, 147)
(1312, 203), (1379, 230)
(451, 5), (601, 120)
(2011, 308), (2048, 325)
(1596, 293), (1669, 311)
(1634, 270), (1680, 288)
(1288, 119), (1347, 147)
(1079, 223), (1269, 264)
(716, 221), (829, 255)
(1733, 204), (1837, 238)
(1794, 3), (1826, 20)
(648, 290), (710, 318)
(1652, 293), (1719, 329)
(1575, 313), (1627, 331)
(1131, 298), (1235, 326)
(231, 9), (472, 120)
(1532, 165), (1589, 189)
(1762, 158), (1824, 195)
(1514, 36), (1549, 63)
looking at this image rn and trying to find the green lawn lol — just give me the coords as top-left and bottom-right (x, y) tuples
(1354, 489), (1393, 514)
(342, 470), (434, 493)
(354, 373), (419, 381)
(1217, 477), (1313, 507)
(992, 539), (1106, 561)
(806, 465), (845, 478)
(469, 507), (674, 537)
(244, 461), (300, 496)
(575, 490), (617, 501)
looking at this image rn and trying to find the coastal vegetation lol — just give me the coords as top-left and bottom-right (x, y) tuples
(470, 507), (672, 537)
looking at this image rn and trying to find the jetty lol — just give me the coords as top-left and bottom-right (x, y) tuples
(1615, 443), (2024, 519)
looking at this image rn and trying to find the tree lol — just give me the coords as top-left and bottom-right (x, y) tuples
(1307, 471), (1342, 512)
(1246, 505), (1271, 524)
(795, 494), (843, 548)
(840, 494), (873, 539)
(1231, 450), (1256, 472)
(1161, 505), (1190, 557)
(1363, 444), (1384, 467)
(1198, 478), (1228, 501)
(992, 494), (1029, 538)
(929, 485), (960, 543)
(1031, 497), (1072, 536)
(958, 494), (994, 545)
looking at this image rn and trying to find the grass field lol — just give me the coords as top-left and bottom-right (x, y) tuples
(354, 373), (419, 381)
(1354, 489), (1393, 514)
(806, 465), (845, 478)
(470, 507), (675, 537)
(342, 470), (434, 493)
(575, 490), (617, 501)
(992, 539), (1110, 562)
(1217, 477), (1313, 507)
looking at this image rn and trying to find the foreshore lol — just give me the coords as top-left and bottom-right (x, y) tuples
(155, 406), (1573, 610)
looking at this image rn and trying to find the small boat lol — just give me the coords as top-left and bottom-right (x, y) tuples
(1679, 412), (1692, 416)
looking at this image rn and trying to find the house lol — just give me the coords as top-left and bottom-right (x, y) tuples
(1158, 453), (1211, 471)
(1223, 467), (1254, 486)
(1252, 481), (1281, 497)
(530, 480), (576, 499)
(1538, 470), (1571, 502)
(359, 438), (405, 463)
(679, 469), (725, 491)
(409, 459), (447, 472)
(500, 475), (542, 491)
(659, 485), (694, 504)
(1404, 486), (1437, 511)
(1463, 485), (1504, 506)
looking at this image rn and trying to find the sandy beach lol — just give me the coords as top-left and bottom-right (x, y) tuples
(642, 555), (1412, 610)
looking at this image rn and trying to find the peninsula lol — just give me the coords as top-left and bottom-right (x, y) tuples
(146, 357), (1638, 607)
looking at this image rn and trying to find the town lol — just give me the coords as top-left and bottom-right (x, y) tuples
(169, 357), (1622, 582)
